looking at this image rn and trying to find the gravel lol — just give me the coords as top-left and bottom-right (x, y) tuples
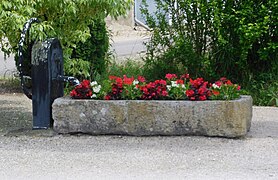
(0, 93), (278, 180)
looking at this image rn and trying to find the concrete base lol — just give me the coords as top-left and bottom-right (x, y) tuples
(53, 96), (252, 138)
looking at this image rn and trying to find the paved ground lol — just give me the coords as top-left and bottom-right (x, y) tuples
(0, 93), (278, 180)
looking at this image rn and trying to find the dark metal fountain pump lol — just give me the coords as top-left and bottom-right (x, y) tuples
(18, 18), (80, 129)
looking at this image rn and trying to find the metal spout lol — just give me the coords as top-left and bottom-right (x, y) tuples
(57, 75), (80, 86)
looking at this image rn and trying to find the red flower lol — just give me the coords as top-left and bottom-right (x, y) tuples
(214, 81), (222, 87)
(199, 95), (207, 101)
(198, 86), (207, 95)
(237, 85), (241, 91)
(123, 75), (134, 85)
(137, 76), (146, 83)
(105, 95), (111, 100)
(190, 78), (204, 88)
(180, 74), (190, 79)
(212, 90), (220, 96)
(70, 89), (77, 97)
(112, 87), (118, 92)
(115, 77), (123, 85)
(165, 73), (177, 80)
(187, 77), (211, 101)
(109, 76), (118, 80)
(207, 90), (212, 97)
(159, 79), (167, 85)
(78, 84), (84, 89)
(186, 90), (195, 97)
(81, 80), (90, 88)
(220, 77), (227, 82)
(176, 79), (184, 85)
(226, 80), (233, 85)
(86, 90), (93, 97)
(162, 90), (168, 96)
(141, 87), (148, 93)
(70, 79), (93, 99)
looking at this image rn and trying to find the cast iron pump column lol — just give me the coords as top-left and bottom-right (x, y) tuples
(18, 18), (80, 129)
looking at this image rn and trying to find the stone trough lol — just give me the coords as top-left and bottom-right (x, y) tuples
(52, 95), (252, 138)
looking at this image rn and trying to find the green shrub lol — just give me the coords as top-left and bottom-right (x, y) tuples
(141, 0), (205, 80)
(68, 18), (110, 79)
(100, 59), (144, 81)
(246, 75), (278, 106)
(140, 0), (278, 106)
(141, 0), (278, 80)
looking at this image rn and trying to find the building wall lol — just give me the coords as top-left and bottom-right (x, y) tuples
(106, 6), (134, 27)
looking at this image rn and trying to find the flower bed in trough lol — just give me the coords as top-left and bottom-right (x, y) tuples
(52, 74), (253, 138)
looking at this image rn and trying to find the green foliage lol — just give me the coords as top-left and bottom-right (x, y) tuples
(209, 0), (278, 82)
(104, 60), (144, 79)
(70, 18), (110, 79)
(141, 0), (205, 81)
(211, 85), (241, 101)
(141, 0), (278, 79)
(64, 58), (91, 79)
(0, 0), (132, 76)
(246, 76), (278, 106)
(141, 0), (278, 106)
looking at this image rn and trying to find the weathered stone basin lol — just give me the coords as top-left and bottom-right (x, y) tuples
(53, 95), (252, 138)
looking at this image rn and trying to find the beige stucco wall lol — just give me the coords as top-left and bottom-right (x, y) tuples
(106, 7), (134, 27)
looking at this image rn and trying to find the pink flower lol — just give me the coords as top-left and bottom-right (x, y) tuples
(220, 77), (227, 82)
(137, 76), (146, 83)
(214, 81), (222, 87)
(165, 73), (177, 80)
(159, 79), (167, 85)
(180, 74), (190, 79)
(162, 90), (168, 96)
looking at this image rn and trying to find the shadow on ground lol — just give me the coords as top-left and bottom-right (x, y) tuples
(0, 93), (56, 137)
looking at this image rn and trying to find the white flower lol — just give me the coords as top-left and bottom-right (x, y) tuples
(133, 80), (139, 85)
(91, 94), (97, 98)
(181, 84), (186, 89)
(93, 85), (101, 93)
(212, 83), (220, 89)
(90, 81), (98, 86)
(171, 81), (178, 87)
(167, 85), (171, 90)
